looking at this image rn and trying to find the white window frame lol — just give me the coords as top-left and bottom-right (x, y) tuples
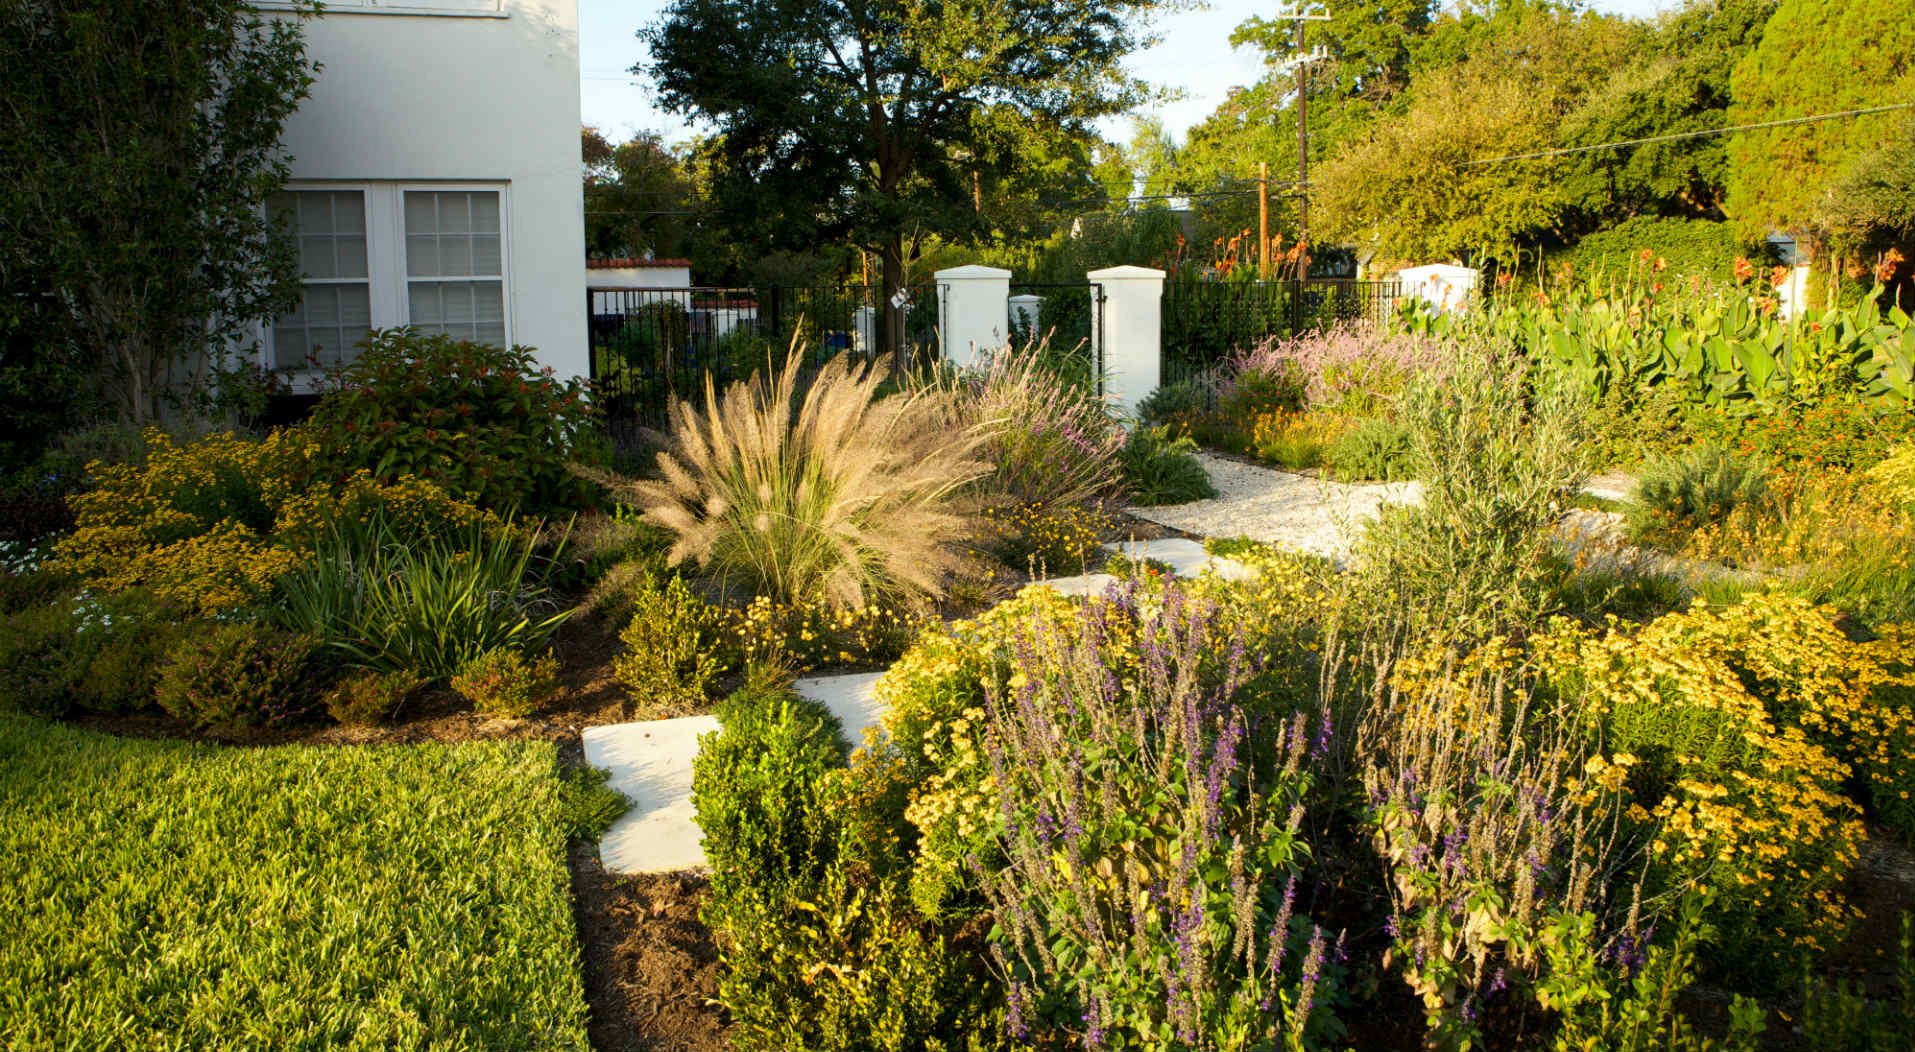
(400, 184), (512, 348)
(253, 0), (506, 18)
(264, 180), (512, 384)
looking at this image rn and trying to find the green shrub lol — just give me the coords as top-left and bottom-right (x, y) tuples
(1553, 216), (1747, 285)
(692, 686), (996, 1051)
(1220, 359), (1307, 419)
(1325, 415), (1416, 481)
(0, 591), (188, 716)
(1119, 424), (1217, 505)
(451, 648), (562, 718)
(1136, 381), (1210, 428)
(155, 623), (321, 728)
(0, 715), (591, 1049)
(277, 514), (572, 680)
(1353, 350), (1594, 638)
(614, 571), (724, 716)
(1800, 914), (1915, 1052)
(584, 349), (988, 609)
(1628, 443), (1769, 547)
(0, 540), (66, 613)
(323, 669), (421, 727)
(307, 328), (598, 514)
(557, 764), (632, 841)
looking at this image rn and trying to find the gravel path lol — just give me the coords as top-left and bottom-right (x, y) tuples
(1125, 454), (1421, 560)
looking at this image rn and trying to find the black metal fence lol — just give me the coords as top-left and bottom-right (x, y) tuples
(1008, 281), (1105, 391)
(587, 284), (937, 429)
(1161, 278), (1402, 385)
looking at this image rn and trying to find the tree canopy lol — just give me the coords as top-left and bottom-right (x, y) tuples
(582, 127), (696, 262)
(0, 0), (314, 442)
(1724, 0), (1915, 253)
(641, 0), (1162, 350)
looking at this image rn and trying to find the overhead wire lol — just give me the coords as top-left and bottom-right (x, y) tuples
(1461, 102), (1915, 167)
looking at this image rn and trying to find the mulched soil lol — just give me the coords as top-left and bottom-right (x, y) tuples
(568, 857), (730, 1052)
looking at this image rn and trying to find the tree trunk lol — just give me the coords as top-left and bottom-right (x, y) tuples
(879, 235), (908, 374)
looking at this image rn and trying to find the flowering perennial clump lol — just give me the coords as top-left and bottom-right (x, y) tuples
(978, 578), (1342, 1050)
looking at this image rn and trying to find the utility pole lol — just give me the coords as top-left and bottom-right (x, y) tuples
(1258, 161), (1271, 280)
(1273, 5), (1330, 281)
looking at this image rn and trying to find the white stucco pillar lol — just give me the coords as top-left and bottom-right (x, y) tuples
(852, 306), (877, 356)
(1008, 294), (1044, 337)
(1088, 265), (1164, 417)
(935, 264), (1012, 369)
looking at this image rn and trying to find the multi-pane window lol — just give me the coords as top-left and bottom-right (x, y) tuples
(267, 184), (510, 372)
(269, 190), (373, 370)
(404, 190), (507, 347)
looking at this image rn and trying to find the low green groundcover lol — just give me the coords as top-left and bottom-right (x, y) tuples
(0, 715), (589, 1051)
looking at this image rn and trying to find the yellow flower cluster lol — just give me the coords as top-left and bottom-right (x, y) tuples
(1249, 407), (1348, 460)
(714, 593), (928, 673)
(274, 470), (499, 547)
(53, 429), (315, 614)
(52, 428), (490, 616)
(1684, 465), (1913, 571)
(982, 501), (1112, 574)
(1531, 594), (1915, 971)
(1867, 442), (1915, 511)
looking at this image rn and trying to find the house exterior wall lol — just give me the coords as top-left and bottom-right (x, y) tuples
(269, 0), (586, 379)
(587, 261), (693, 312)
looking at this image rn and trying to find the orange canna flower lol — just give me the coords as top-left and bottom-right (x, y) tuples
(1655, 257), (1667, 272)
(1770, 265), (1790, 289)
(1734, 257), (1755, 283)
(1878, 248), (1906, 284)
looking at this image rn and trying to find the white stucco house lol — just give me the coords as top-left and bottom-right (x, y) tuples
(259, 0), (587, 381)
(1397, 263), (1480, 314)
(586, 257), (693, 313)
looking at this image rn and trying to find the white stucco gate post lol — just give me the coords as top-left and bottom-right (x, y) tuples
(1087, 265), (1164, 417)
(935, 264), (1012, 370)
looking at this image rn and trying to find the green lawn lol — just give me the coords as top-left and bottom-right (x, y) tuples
(0, 715), (590, 1051)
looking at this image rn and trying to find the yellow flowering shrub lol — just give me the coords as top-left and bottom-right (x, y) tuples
(1867, 442), (1915, 510)
(981, 501), (1111, 575)
(1530, 593), (1915, 984)
(877, 555), (1332, 914)
(713, 594), (929, 674)
(53, 428), (494, 616)
(53, 429), (316, 615)
(273, 470), (499, 548)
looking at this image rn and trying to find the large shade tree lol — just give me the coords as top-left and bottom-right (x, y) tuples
(642, 0), (1160, 355)
(1725, 0), (1915, 264)
(582, 127), (697, 262)
(0, 0), (316, 442)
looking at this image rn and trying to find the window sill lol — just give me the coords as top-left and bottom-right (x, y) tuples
(255, 3), (508, 18)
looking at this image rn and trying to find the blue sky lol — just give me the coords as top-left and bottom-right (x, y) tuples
(579, 0), (1679, 148)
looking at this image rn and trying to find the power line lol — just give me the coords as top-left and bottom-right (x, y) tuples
(1462, 102), (1915, 167)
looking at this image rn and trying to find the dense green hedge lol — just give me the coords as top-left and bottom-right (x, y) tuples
(0, 717), (591, 1050)
(1550, 216), (1749, 285)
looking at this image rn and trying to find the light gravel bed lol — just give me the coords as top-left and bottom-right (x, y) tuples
(1125, 453), (1421, 560)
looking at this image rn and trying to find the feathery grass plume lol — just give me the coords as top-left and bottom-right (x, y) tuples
(580, 346), (988, 610)
(922, 340), (1126, 516)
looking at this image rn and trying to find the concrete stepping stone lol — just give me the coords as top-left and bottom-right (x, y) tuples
(1029, 571), (1121, 596)
(582, 714), (719, 874)
(1101, 537), (1256, 581)
(792, 671), (887, 746)
(584, 672), (895, 875)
